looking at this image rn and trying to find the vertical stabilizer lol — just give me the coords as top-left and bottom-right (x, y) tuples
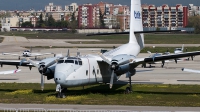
(181, 44), (184, 52)
(129, 0), (144, 49)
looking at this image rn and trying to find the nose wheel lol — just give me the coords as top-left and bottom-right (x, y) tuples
(56, 84), (67, 98)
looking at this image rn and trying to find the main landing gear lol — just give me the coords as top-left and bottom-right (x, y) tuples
(125, 70), (135, 94)
(56, 84), (67, 98)
(125, 76), (132, 94)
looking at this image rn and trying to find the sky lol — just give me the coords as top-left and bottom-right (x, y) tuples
(0, 0), (200, 10)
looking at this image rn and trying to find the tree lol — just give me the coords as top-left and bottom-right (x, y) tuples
(36, 13), (44, 27)
(99, 10), (105, 28)
(56, 20), (69, 28)
(21, 21), (33, 27)
(69, 12), (78, 33)
(47, 15), (55, 27)
(187, 16), (200, 34)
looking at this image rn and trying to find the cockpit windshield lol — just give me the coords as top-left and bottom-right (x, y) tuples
(57, 57), (83, 65)
(58, 60), (64, 64)
(65, 60), (74, 63)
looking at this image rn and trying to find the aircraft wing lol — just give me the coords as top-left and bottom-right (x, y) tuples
(30, 53), (54, 57)
(2, 53), (19, 56)
(0, 69), (21, 75)
(0, 59), (40, 67)
(131, 51), (200, 68)
(182, 68), (200, 73)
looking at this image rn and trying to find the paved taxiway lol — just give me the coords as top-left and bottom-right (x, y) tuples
(1, 104), (200, 111)
(0, 48), (200, 85)
(1, 35), (200, 111)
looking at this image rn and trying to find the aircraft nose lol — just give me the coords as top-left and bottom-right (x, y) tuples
(54, 72), (66, 85)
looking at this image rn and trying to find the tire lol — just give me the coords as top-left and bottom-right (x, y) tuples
(125, 87), (131, 94)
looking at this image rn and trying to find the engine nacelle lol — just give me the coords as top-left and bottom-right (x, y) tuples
(115, 64), (130, 76)
(111, 54), (135, 65)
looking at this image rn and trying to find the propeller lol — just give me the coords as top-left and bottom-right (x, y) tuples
(99, 53), (119, 89)
(24, 57), (58, 91)
(66, 49), (70, 57)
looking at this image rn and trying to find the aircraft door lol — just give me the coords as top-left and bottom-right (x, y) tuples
(87, 58), (103, 84)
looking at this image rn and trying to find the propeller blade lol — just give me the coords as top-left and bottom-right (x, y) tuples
(41, 74), (44, 91)
(26, 58), (39, 68)
(44, 59), (58, 69)
(110, 70), (115, 89)
(66, 49), (70, 57)
(99, 53), (111, 65)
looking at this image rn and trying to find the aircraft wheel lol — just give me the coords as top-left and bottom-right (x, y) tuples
(125, 87), (131, 94)
(56, 92), (66, 98)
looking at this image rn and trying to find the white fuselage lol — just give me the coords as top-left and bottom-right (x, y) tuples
(54, 43), (141, 87)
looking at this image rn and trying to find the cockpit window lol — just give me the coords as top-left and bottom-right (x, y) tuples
(65, 60), (74, 63)
(58, 60), (64, 64)
(79, 61), (82, 65)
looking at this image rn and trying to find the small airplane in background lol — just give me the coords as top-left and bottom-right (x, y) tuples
(182, 68), (200, 73)
(174, 44), (184, 54)
(143, 44), (189, 68)
(0, 69), (21, 75)
(2, 48), (54, 60)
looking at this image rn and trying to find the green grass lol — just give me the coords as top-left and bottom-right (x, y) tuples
(1, 83), (200, 106)
(1, 31), (200, 44)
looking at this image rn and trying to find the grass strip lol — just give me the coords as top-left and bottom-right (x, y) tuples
(0, 83), (200, 106)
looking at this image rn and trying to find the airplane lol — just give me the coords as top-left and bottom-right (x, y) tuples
(1, 0), (200, 98)
(0, 69), (21, 75)
(2, 48), (54, 60)
(174, 44), (184, 54)
(182, 68), (200, 74)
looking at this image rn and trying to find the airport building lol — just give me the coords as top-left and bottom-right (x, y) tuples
(142, 4), (188, 28)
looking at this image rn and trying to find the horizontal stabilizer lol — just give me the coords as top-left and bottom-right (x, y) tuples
(86, 30), (181, 36)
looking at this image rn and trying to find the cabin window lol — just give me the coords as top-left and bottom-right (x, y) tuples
(65, 60), (74, 63)
(75, 60), (78, 65)
(86, 70), (88, 76)
(79, 61), (82, 65)
(58, 60), (64, 64)
(97, 69), (99, 74)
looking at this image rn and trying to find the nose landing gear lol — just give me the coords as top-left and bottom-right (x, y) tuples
(56, 84), (67, 98)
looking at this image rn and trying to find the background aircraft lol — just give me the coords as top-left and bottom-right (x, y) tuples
(143, 44), (186, 68)
(1, 0), (200, 98)
(0, 69), (21, 75)
(182, 68), (200, 73)
(2, 48), (54, 60)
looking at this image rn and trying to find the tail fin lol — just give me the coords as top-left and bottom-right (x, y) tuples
(181, 44), (184, 51)
(129, 0), (144, 49)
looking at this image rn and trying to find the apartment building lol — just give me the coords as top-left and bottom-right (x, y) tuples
(1, 16), (20, 27)
(142, 4), (188, 28)
(188, 4), (200, 16)
(45, 3), (63, 12)
(78, 4), (100, 28)
(65, 3), (78, 12)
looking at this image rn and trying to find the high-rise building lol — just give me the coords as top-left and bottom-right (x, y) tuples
(188, 4), (200, 16)
(142, 4), (188, 28)
(78, 4), (99, 28)
(65, 3), (78, 12)
(45, 3), (63, 12)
